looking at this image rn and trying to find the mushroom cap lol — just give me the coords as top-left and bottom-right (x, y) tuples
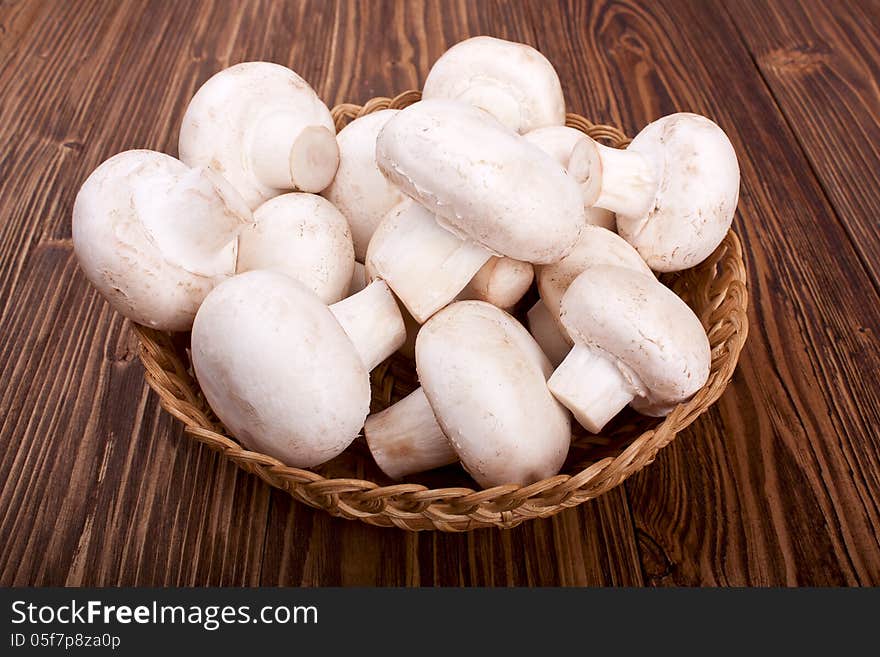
(537, 225), (652, 342)
(618, 113), (739, 272)
(416, 301), (571, 487)
(72, 150), (248, 332)
(524, 126), (617, 230)
(559, 265), (710, 409)
(237, 193), (355, 304)
(191, 270), (370, 468)
(322, 109), (405, 260)
(179, 62), (336, 210)
(422, 36), (565, 134)
(376, 99), (584, 264)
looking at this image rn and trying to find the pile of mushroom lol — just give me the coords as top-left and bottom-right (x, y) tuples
(73, 36), (739, 488)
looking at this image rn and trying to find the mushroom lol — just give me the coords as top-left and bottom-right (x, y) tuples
(569, 112), (739, 271)
(321, 109), (405, 260)
(528, 226), (650, 366)
(422, 36), (565, 134)
(179, 62), (339, 210)
(236, 192), (354, 304)
(191, 270), (405, 468)
(72, 149), (249, 331)
(373, 99), (584, 322)
(524, 125), (616, 231)
(457, 256), (534, 311)
(547, 265), (711, 433)
(365, 301), (571, 486)
(537, 225), (652, 339)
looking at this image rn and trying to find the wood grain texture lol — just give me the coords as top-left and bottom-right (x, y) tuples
(0, 0), (878, 586)
(726, 0), (880, 290)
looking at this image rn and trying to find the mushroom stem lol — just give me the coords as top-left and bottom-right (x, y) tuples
(369, 206), (492, 323)
(526, 300), (571, 368)
(547, 343), (635, 433)
(364, 387), (457, 480)
(249, 111), (339, 192)
(571, 138), (657, 220)
(330, 280), (406, 371)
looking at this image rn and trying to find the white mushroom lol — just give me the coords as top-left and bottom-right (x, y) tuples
(524, 125), (616, 231)
(365, 301), (571, 486)
(191, 270), (405, 468)
(237, 193), (354, 304)
(570, 112), (739, 271)
(422, 36), (565, 134)
(179, 62), (339, 210)
(547, 265), (711, 433)
(321, 109), (405, 260)
(72, 150), (249, 332)
(373, 99), (584, 322)
(458, 256), (534, 311)
(528, 226), (650, 366)
(537, 225), (652, 340)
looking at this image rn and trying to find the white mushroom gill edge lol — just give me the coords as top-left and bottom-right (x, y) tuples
(364, 387), (457, 480)
(329, 280), (407, 371)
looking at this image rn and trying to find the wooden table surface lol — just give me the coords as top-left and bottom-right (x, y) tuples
(2, 0), (878, 586)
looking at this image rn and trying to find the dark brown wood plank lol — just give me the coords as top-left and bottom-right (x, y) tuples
(0, 0), (280, 586)
(0, 243), (270, 585)
(262, 485), (643, 586)
(726, 0), (880, 289)
(528, 0), (880, 585)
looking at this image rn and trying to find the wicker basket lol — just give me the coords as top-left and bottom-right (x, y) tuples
(134, 91), (749, 531)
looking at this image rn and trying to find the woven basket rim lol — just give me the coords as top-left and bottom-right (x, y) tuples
(134, 90), (750, 531)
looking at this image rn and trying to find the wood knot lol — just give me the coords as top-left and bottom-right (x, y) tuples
(763, 44), (830, 73)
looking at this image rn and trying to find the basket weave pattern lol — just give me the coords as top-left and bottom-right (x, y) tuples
(134, 91), (749, 531)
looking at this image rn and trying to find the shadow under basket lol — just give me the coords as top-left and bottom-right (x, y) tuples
(134, 91), (750, 532)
